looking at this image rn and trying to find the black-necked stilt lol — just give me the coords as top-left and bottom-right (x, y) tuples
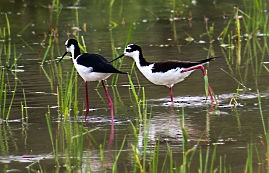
(111, 44), (216, 103)
(59, 39), (127, 121)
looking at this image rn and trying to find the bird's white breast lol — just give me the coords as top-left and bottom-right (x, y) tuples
(138, 65), (193, 88)
(73, 59), (111, 82)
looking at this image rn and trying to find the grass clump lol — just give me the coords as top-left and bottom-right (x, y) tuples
(43, 108), (96, 172)
(126, 107), (233, 173)
(56, 64), (79, 120)
(0, 69), (17, 121)
(0, 14), (11, 40)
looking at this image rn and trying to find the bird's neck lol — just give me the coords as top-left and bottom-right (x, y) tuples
(72, 47), (81, 59)
(137, 52), (151, 67)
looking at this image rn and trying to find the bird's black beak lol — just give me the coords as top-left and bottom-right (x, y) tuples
(109, 53), (124, 63)
(58, 52), (68, 62)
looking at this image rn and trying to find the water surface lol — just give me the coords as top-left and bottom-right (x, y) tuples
(0, 0), (269, 172)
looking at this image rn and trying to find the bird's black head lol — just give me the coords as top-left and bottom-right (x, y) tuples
(125, 44), (142, 54)
(123, 44), (143, 61)
(65, 39), (79, 48)
(109, 44), (143, 63)
(59, 39), (80, 62)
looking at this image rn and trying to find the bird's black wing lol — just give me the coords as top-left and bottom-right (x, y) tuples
(77, 53), (126, 74)
(152, 57), (216, 73)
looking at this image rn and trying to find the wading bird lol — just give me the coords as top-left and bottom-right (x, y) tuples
(111, 44), (216, 103)
(59, 39), (126, 121)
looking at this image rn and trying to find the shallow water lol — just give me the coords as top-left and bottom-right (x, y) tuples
(0, 0), (269, 172)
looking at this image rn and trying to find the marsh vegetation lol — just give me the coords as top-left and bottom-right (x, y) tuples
(0, 0), (269, 172)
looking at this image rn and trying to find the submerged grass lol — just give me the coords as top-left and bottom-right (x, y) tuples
(35, 109), (98, 172)
(218, 1), (269, 171)
(0, 69), (17, 121)
(219, 0), (269, 105)
(45, 108), (59, 166)
(0, 13), (11, 40)
(56, 64), (79, 119)
(257, 90), (269, 169)
(124, 107), (239, 173)
(0, 13), (28, 123)
(127, 74), (147, 120)
(0, 14), (21, 69)
(40, 0), (62, 65)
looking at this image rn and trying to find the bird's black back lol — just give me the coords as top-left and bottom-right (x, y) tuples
(152, 57), (215, 73)
(77, 53), (126, 74)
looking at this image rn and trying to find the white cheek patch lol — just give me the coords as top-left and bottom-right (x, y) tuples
(66, 44), (76, 57)
(69, 45), (75, 51)
(66, 45), (75, 52)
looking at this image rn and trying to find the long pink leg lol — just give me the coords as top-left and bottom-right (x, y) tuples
(101, 80), (114, 121)
(169, 87), (174, 103)
(181, 65), (215, 104)
(108, 120), (114, 149)
(84, 81), (89, 121)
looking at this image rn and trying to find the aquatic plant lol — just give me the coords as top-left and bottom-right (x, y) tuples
(43, 108), (97, 171)
(126, 107), (234, 173)
(219, 0), (269, 109)
(0, 69), (17, 120)
(56, 64), (79, 119)
(40, 0), (62, 65)
(220, 1), (269, 66)
(0, 14), (11, 40)
(127, 74), (147, 120)
(45, 108), (59, 166)
(0, 14), (21, 70)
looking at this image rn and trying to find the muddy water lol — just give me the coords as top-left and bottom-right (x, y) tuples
(0, 0), (269, 172)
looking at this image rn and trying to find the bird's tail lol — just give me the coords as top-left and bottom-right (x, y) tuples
(199, 57), (217, 64)
(114, 69), (128, 74)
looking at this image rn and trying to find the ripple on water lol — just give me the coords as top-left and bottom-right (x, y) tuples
(0, 154), (54, 164)
(148, 92), (269, 108)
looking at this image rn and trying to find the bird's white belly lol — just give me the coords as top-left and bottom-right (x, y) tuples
(139, 66), (193, 87)
(74, 63), (111, 82)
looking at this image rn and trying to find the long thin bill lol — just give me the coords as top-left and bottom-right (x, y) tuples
(58, 52), (68, 62)
(109, 54), (124, 63)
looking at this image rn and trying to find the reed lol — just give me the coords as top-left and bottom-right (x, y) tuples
(0, 13), (26, 122)
(0, 40), (21, 70)
(220, 1), (269, 106)
(221, 0), (269, 67)
(45, 108), (59, 166)
(257, 89), (269, 170)
(112, 136), (126, 173)
(41, 35), (53, 66)
(0, 122), (18, 158)
(44, 109), (99, 171)
(57, 65), (79, 119)
(5, 81), (16, 121)
(130, 116), (151, 172)
(20, 101), (28, 126)
(125, 106), (232, 173)
(51, 0), (62, 26)
(0, 69), (5, 116)
(40, 0), (62, 65)
(4, 13), (11, 40)
(0, 13), (11, 45)
(127, 74), (147, 120)
(244, 144), (253, 173)
(111, 25), (134, 85)
(0, 69), (17, 120)
(218, 0), (269, 171)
